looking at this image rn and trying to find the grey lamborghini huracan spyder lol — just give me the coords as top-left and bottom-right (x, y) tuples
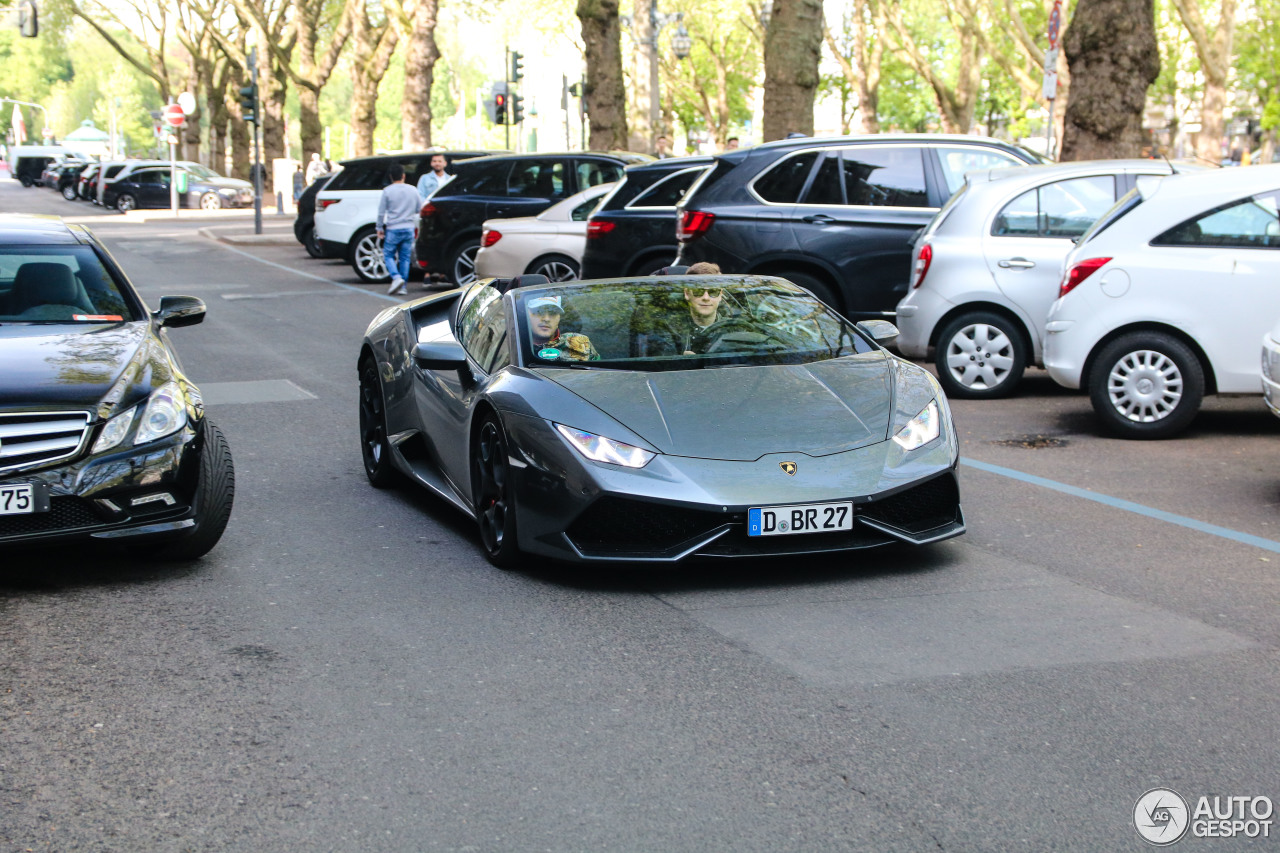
(358, 274), (964, 567)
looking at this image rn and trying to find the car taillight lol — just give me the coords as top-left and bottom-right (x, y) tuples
(586, 220), (615, 239)
(677, 210), (715, 243)
(482, 229), (502, 247)
(420, 202), (436, 218)
(1059, 257), (1112, 298)
(911, 243), (932, 289)
(317, 198), (340, 210)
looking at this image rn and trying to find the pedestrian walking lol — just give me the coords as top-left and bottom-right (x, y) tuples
(292, 164), (305, 203)
(377, 163), (419, 296)
(305, 152), (326, 185)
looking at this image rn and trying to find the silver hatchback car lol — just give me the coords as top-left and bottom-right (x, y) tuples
(895, 159), (1185, 398)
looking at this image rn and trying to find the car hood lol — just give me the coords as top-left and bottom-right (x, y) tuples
(542, 356), (894, 460)
(0, 322), (165, 414)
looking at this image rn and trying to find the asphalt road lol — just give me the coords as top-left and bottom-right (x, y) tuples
(3, 177), (1279, 851)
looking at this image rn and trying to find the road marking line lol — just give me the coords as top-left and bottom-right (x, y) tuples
(961, 457), (1280, 554)
(210, 242), (402, 302)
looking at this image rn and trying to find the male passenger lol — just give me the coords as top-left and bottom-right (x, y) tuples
(527, 295), (599, 361)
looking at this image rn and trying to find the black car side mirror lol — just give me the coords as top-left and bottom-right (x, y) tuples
(413, 340), (469, 370)
(153, 295), (206, 328)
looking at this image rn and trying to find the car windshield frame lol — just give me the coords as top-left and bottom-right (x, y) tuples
(508, 276), (879, 372)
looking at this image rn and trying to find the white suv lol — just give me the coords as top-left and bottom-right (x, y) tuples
(313, 150), (503, 282)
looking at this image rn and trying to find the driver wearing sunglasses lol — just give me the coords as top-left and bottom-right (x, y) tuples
(672, 263), (730, 354)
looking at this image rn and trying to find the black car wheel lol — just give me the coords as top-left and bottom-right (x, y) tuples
(152, 420), (236, 560)
(935, 311), (1028, 399)
(470, 415), (522, 568)
(451, 238), (481, 286)
(359, 357), (401, 487)
(18, 175), (32, 188)
(783, 271), (840, 311)
(1088, 331), (1204, 439)
(303, 224), (325, 259)
(200, 192), (223, 210)
(527, 253), (580, 282)
(61, 184), (78, 201)
(351, 228), (390, 282)
(115, 193), (137, 213)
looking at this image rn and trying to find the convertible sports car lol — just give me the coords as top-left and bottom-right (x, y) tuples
(0, 214), (234, 559)
(358, 273), (964, 566)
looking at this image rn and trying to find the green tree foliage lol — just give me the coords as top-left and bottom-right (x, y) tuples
(661, 0), (759, 146)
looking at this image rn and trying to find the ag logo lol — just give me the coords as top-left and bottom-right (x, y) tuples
(1134, 788), (1190, 845)
(779, 461), (797, 476)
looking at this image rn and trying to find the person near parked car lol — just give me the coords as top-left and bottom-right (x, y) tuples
(305, 153), (326, 185)
(416, 153), (453, 201)
(654, 136), (672, 159)
(376, 163), (419, 296)
(292, 164), (305, 203)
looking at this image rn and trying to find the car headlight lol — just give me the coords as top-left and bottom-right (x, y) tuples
(92, 407), (136, 452)
(892, 400), (940, 451)
(136, 381), (189, 443)
(555, 423), (655, 468)
(219, 188), (237, 196)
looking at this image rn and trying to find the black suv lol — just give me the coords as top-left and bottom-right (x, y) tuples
(580, 156), (712, 279)
(675, 135), (1044, 320)
(415, 152), (646, 285)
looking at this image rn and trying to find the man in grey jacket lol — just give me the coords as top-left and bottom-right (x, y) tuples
(376, 163), (420, 296)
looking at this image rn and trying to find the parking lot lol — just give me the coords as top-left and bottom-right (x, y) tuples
(3, 175), (1280, 850)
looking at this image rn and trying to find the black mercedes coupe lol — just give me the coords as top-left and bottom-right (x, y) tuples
(0, 215), (234, 559)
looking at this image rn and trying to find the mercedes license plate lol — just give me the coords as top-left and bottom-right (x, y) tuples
(0, 483), (36, 515)
(748, 502), (853, 536)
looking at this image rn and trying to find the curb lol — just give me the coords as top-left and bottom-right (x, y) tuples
(198, 225), (299, 246)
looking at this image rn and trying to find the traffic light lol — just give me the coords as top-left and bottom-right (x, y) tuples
(17, 0), (37, 38)
(511, 93), (525, 124)
(510, 51), (524, 83)
(239, 83), (258, 125)
(486, 81), (509, 125)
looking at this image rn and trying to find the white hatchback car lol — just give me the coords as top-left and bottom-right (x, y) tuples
(474, 182), (615, 281)
(1044, 164), (1280, 438)
(896, 160), (1183, 399)
(1262, 318), (1280, 417)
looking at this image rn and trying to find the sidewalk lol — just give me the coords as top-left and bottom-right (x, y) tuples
(197, 221), (298, 245)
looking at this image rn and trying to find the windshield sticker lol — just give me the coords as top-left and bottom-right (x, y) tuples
(73, 315), (124, 322)
(538, 347), (561, 360)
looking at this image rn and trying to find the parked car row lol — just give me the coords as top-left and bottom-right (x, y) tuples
(46, 158), (254, 211)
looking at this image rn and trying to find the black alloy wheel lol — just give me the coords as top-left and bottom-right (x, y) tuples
(1088, 331), (1205, 440)
(935, 311), (1028, 399)
(303, 225), (325, 259)
(783, 271), (840, 311)
(359, 358), (400, 487)
(451, 239), (481, 286)
(528, 253), (580, 282)
(61, 183), (78, 200)
(470, 415), (522, 568)
(151, 419), (236, 560)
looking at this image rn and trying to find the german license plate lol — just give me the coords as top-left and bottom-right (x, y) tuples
(0, 483), (36, 515)
(748, 502), (853, 536)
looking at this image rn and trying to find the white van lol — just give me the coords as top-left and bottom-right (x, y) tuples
(9, 145), (89, 187)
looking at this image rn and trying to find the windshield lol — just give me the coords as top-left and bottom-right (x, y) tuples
(514, 276), (877, 371)
(184, 164), (219, 179)
(0, 245), (140, 323)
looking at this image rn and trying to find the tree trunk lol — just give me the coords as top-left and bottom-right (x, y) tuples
(762, 0), (824, 141)
(577, 0), (629, 151)
(261, 63), (288, 164)
(627, 0), (654, 152)
(402, 0), (440, 150)
(1060, 0), (1160, 160)
(1170, 0), (1237, 166)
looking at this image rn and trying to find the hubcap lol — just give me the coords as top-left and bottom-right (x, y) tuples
(1107, 349), (1182, 423)
(473, 423), (507, 553)
(945, 323), (1015, 389)
(535, 260), (578, 282)
(356, 235), (388, 280)
(119, 196), (134, 212)
(202, 194), (221, 210)
(454, 246), (478, 286)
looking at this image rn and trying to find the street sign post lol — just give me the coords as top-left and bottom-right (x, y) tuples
(163, 103), (185, 216)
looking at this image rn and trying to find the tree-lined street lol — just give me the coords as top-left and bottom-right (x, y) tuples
(3, 177), (1278, 849)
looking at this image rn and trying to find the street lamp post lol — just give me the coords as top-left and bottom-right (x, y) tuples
(630, 2), (690, 153)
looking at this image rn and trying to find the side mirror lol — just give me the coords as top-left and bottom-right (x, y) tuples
(858, 319), (899, 348)
(413, 340), (469, 370)
(153, 295), (205, 328)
